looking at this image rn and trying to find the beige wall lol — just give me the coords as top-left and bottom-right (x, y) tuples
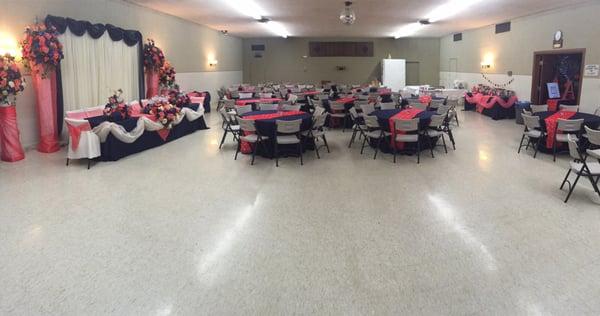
(0, 0), (244, 148)
(243, 37), (440, 85)
(439, 2), (600, 75)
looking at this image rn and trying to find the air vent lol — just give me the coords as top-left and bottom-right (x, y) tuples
(251, 44), (265, 51)
(453, 33), (462, 42)
(495, 22), (511, 34)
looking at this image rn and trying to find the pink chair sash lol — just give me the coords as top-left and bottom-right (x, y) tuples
(66, 121), (92, 150)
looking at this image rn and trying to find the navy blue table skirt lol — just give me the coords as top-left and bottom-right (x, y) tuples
(87, 105), (208, 161)
(369, 109), (439, 154)
(480, 102), (516, 120)
(241, 110), (314, 158)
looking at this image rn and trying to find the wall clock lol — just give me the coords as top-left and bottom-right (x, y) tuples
(553, 30), (563, 49)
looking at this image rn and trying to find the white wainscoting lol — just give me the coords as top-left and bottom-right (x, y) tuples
(11, 70), (242, 149)
(440, 71), (600, 113)
(177, 70), (243, 106)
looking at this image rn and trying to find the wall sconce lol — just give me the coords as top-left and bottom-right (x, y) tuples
(209, 59), (218, 67)
(0, 33), (20, 59)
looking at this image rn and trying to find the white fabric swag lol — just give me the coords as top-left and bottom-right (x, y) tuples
(92, 107), (205, 143)
(60, 30), (139, 113)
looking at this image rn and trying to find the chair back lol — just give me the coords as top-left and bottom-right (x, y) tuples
(259, 103), (279, 111)
(560, 105), (579, 112)
(237, 117), (257, 133)
(359, 103), (375, 115)
(557, 118), (584, 132)
(594, 106), (600, 116)
(522, 109), (533, 116)
(219, 107), (235, 124)
(282, 104), (301, 112)
(567, 134), (582, 160)
(436, 104), (451, 115)
(314, 106), (326, 116)
(394, 118), (419, 133)
(430, 99), (445, 109)
(358, 94), (369, 101)
(235, 105), (252, 116)
(585, 126), (600, 146)
(531, 104), (548, 113)
(259, 93), (272, 99)
(287, 94), (299, 103)
(222, 99), (236, 111)
(317, 93), (329, 101)
(522, 114), (541, 130)
(348, 107), (360, 120)
(363, 115), (380, 129)
(276, 119), (302, 134)
(312, 113), (328, 129)
(230, 90), (240, 99)
(429, 115), (445, 128)
(379, 102), (396, 110)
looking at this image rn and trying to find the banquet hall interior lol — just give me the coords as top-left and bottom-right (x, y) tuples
(3, 0), (600, 314)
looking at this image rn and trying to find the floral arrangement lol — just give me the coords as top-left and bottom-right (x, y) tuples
(159, 60), (176, 88)
(471, 84), (515, 98)
(143, 98), (180, 129)
(0, 54), (26, 105)
(103, 89), (129, 121)
(143, 39), (165, 72)
(166, 89), (190, 108)
(20, 24), (64, 78)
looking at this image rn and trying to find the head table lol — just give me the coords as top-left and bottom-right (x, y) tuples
(239, 110), (314, 158)
(85, 103), (208, 161)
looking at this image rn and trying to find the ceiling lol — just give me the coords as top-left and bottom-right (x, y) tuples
(127, 0), (591, 38)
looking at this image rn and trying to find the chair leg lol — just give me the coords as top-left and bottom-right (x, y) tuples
(441, 134), (448, 154)
(374, 137), (382, 160)
(427, 135), (435, 158)
(315, 137), (321, 159)
(322, 135), (330, 153)
(360, 136), (367, 155)
(560, 169), (572, 190)
(275, 142), (279, 167)
(219, 130), (228, 149)
(517, 134), (526, 153)
(533, 136), (542, 159)
(417, 140), (421, 164)
(234, 138), (241, 160)
(553, 138), (557, 162)
(393, 142), (397, 163)
(447, 128), (456, 150)
(299, 141), (303, 166)
(349, 127), (357, 148)
(87, 159), (92, 170)
(564, 172), (582, 203)
(66, 158), (70, 166)
(251, 142), (258, 165)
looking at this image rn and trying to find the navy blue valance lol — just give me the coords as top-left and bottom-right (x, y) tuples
(45, 15), (142, 46)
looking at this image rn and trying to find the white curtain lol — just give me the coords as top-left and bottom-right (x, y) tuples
(60, 30), (139, 112)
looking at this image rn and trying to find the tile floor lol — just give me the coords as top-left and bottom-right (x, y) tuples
(1, 110), (600, 315)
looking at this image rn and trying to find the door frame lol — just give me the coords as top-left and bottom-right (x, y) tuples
(530, 48), (586, 104)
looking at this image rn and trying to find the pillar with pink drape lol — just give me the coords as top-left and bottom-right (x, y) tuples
(31, 66), (60, 153)
(0, 105), (25, 162)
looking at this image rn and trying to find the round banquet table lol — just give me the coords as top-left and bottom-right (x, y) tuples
(239, 110), (314, 158)
(535, 111), (600, 153)
(369, 109), (440, 154)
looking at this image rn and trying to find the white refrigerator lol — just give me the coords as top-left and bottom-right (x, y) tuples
(382, 59), (406, 91)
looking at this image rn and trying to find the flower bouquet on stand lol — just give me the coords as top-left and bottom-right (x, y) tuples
(103, 89), (129, 121)
(143, 39), (165, 98)
(0, 54), (27, 162)
(159, 60), (176, 94)
(20, 23), (64, 153)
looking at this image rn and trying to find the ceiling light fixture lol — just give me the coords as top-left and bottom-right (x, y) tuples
(224, 0), (290, 38)
(339, 1), (356, 25)
(426, 0), (484, 23)
(393, 23), (426, 39)
(224, 0), (265, 20)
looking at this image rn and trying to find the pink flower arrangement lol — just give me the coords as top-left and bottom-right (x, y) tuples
(143, 39), (165, 72)
(165, 89), (190, 108)
(0, 54), (27, 105)
(103, 89), (129, 121)
(20, 24), (64, 78)
(143, 99), (180, 129)
(159, 60), (176, 88)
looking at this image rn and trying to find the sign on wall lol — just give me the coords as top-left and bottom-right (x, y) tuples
(547, 82), (560, 99)
(584, 64), (600, 77)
